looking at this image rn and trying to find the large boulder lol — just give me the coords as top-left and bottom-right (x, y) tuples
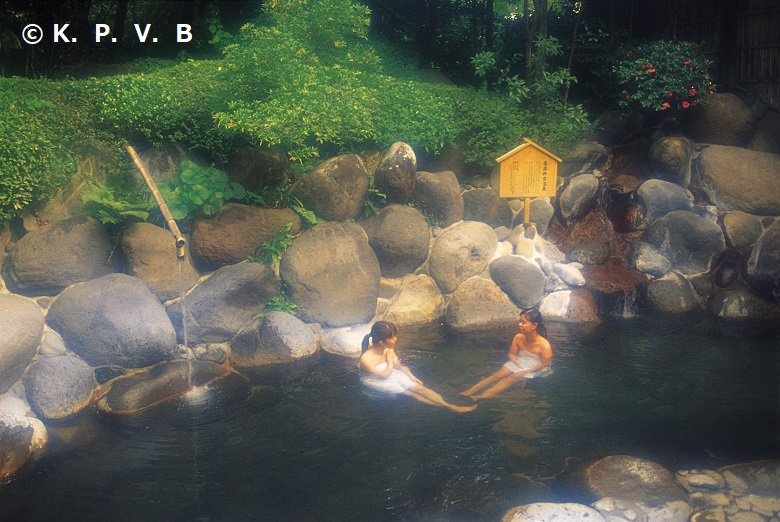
(708, 289), (780, 323)
(410, 170), (464, 227)
(538, 288), (602, 323)
(280, 222), (380, 327)
(503, 503), (606, 522)
(444, 277), (522, 333)
(721, 211), (765, 252)
(0, 295), (44, 394)
(380, 274), (444, 326)
(96, 360), (231, 414)
(559, 174), (600, 225)
(559, 140), (609, 177)
(634, 179), (694, 228)
(1, 217), (116, 295)
(489, 255), (546, 308)
(630, 241), (672, 277)
(189, 203), (302, 270)
(373, 142), (417, 203)
(47, 273), (177, 368)
(719, 460), (780, 496)
(230, 311), (318, 367)
(695, 145), (780, 215)
(120, 222), (200, 301)
(745, 221), (780, 299)
(646, 271), (701, 313)
(513, 198), (555, 235)
(462, 187), (513, 228)
(587, 455), (691, 522)
(428, 221), (497, 294)
(360, 204), (430, 278)
(319, 323), (371, 358)
(684, 92), (757, 146)
(23, 355), (95, 420)
(226, 146), (290, 194)
(748, 110), (780, 155)
(642, 210), (726, 276)
(167, 262), (280, 344)
(0, 412), (47, 480)
(648, 136), (696, 186)
(290, 154), (369, 222)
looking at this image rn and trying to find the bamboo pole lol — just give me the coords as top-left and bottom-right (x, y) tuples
(125, 145), (186, 259)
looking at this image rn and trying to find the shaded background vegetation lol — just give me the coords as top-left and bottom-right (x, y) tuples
(0, 0), (758, 221)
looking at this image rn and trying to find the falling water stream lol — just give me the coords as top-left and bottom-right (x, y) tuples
(178, 256), (192, 389)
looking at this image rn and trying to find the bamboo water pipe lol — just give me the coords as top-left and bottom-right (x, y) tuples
(125, 145), (187, 259)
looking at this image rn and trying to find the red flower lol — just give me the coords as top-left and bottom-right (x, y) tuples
(682, 101), (690, 108)
(625, 94), (631, 100)
(689, 67), (694, 71)
(665, 92), (673, 98)
(662, 102), (670, 109)
(683, 60), (690, 65)
(648, 68), (656, 73)
(689, 88), (697, 96)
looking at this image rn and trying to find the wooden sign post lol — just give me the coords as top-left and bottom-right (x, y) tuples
(496, 138), (561, 225)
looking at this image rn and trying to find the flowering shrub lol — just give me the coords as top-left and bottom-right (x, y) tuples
(613, 40), (714, 111)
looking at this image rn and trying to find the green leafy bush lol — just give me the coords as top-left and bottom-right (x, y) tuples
(81, 182), (151, 225)
(249, 223), (295, 275)
(158, 161), (246, 220)
(613, 40), (714, 111)
(264, 294), (298, 314)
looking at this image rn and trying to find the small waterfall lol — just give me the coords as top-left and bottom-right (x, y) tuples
(178, 256), (193, 389)
(611, 290), (641, 319)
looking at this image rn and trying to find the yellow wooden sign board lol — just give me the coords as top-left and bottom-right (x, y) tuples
(496, 138), (561, 199)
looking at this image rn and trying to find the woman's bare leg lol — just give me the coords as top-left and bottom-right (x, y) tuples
(462, 367), (512, 396)
(470, 374), (527, 400)
(405, 386), (477, 413)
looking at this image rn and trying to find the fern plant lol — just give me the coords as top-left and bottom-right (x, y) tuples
(81, 182), (151, 225)
(264, 294), (298, 314)
(249, 223), (295, 275)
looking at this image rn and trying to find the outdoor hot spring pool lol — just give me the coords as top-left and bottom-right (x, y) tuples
(2, 314), (778, 520)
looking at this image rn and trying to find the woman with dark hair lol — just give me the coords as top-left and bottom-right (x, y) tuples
(462, 309), (552, 400)
(359, 321), (476, 413)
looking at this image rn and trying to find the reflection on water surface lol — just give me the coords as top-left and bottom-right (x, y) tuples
(2, 315), (778, 520)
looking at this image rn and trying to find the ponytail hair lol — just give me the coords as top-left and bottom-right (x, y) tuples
(523, 308), (547, 339)
(361, 321), (398, 353)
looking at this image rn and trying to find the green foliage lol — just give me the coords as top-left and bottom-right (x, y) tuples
(249, 223), (295, 275)
(247, 185), (323, 228)
(0, 78), (78, 220)
(158, 161), (246, 220)
(363, 185), (388, 218)
(264, 294), (298, 314)
(81, 182), (151, 225)
(612, 40), (714, 111)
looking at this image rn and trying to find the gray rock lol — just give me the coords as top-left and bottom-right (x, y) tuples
(0, 295), (44, 394)
(462, 187), (513, 228)
(39, 330), (67, 357)
(559, 174), (600, 224)
(747, 110), (780, 155)
(634, 179), (694, 227)
(96, 360), (231, 414)
(538, 289), (603, 323)
(708, 289), (780, 322)
(553, 263), (586, 287)
(489, 255), (546, 308)
(646, 272), (701, 313)
(559, 140), (609, 177)
(569, 238), (611, 265)
(226, 146), (290, 194)
(230, 311), (318, 367)
(649, 136), (696, 186)
(429, 221), (497, 294)
(189, 203), (302, 270)
(630, 241), (672, 277)
(360, 204), (429, 278)
(745, 221), (780, 299)
(0, 412), (47, 480)
(373, 142), (417, 203)
(121, 222), (200, 301)
(167, 262), (280, 344)
(696, 145), (780, 215)
(23, 355), (95, 420)
(587, 455), (691, 522)
(684, 93), (757, 146)
(503, 502), (606, 522)
(722, 212), (764, 252)
(280, 222), (380, 327)
(410, 170), (464, 227)
(444, 276), (522, 333)
(47, 273), (177, 368)
(290, 154), (369, 222)
(719, 460), (780, 496)
(319, 324), (371, 358)
(642, 211), (726, 276)
(1, 217), (116, 295)
(380, 274), (444, 326)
